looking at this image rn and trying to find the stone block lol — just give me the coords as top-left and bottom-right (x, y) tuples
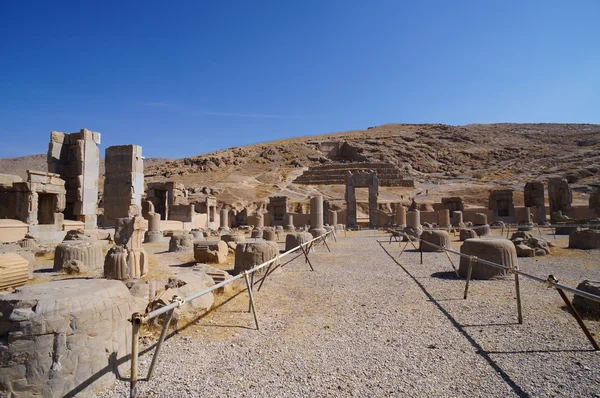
(419, 230), (450, 252)
(572, 280), (600, 315)
(169, 233), (194, 252)
(234, 241), (279, 274)
(458, 238), (517, 279)
(194, 240), (228, 264)
(0, 253), (29, 290)
(569, 229), (600, 250)
(285, 232), (313, 252)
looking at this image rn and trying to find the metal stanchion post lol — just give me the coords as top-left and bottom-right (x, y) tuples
(549, 276), (599, 350)
(444, 250), (460, 277)
(463, 257), (475, 299)
(147, 308), (176, 380)
(244, 271), (260, 330)
(130, 315), (141, 398)
(420, 240), (423, 265)
(300, 244), (315, 271)
(514, 273), (523, 324)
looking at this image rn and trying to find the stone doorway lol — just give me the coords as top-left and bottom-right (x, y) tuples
(345, 171), (379, 228)
(37, 193), (57, 224)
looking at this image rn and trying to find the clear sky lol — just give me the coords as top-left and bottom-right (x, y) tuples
(1, 1), (599, 158)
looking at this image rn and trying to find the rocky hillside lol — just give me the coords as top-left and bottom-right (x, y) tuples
(2, 123), (599, 210)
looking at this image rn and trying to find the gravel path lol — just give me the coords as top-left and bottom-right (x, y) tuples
(96, 230), (600, 397)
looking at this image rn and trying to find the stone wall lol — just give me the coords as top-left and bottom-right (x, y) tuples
(103, 145), (144, 225)
(294, 162), (414, 187)
(47, 129), (100, 229)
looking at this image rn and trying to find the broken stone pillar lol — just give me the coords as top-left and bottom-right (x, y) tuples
(473, 213), (487, 225)
(47, 129), (100, 229)
(256, 213), (265, 228)
(458, 239), (517, 279)
(142, 200), (162, 243)
(548, 177), (572, 222)
(407, 210), (420, 228)
(488, 190), (515, 222)
(104, 214), (148, 280)
(0, 253), (29, 290)
(53, 230), (104, 272)
(329, 210), (338, 226)
(219, 209), (230, 232)
(284, 214), (295, 231)
(438, 209), (450, 227)
(396, 205), (406, 227)
(309, 195), (326, 237)
(194, 240), (228, 263)
(323, 200), (330, 225)
(234, 242), (279, 275)
(103, 145), (144, 226)
(452, 211), (463, 227)
(0, 280), (136, 397)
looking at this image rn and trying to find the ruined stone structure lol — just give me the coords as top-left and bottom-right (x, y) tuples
(234, 242), (279, 274)
(47, 129), (100, 229)
(199, 196), (218, 229)
(420, 230), (450, 252)
(452, 211), (464, 227)
(219, 208), (230, 231)
(146, 181), (187, 221)
(548, 177), (572, 222)
(142, 200), (162, 242)
(53, 230), (104, 272)
(488, 190), (515, 222)
(194, 240), (228, 263)
(294, 162), (414, 187)
(0, 171), (66, 238)
(396, 205), (406, 227)
(438, 209), (451, 227)
(284, 214), (295, 231)
(309, 195), (326, 237)
(458, 239), (517, 279)
(104, 215), (148, 280)
(0, 253), (29, 290)
(0, 279), (134, 397)
(524, 181), (547, 223)
(441, 197), (464, 216)
(103, 145), (144, 225)
(345, 171), (379, 228)
(267, 196), (289, 227)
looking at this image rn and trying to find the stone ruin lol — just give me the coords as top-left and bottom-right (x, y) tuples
(0, 170), (66, 242)
(294, 161), (414, 187)
(441, 197), (464, 217)
(345, 170), (379, 228)
(488, 190), (515, 222)
(104, 214), (148, 280)
(548, 177), (572, 223)
(524, 181), (547, 223)
(103, 145), (144, 225)
(267, 196), (289, 227)
(48, 129), (100, 229)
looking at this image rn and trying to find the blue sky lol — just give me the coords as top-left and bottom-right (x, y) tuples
(1, 1), (599, 158)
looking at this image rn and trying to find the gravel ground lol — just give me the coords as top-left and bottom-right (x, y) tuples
(95, 230), (600, 398)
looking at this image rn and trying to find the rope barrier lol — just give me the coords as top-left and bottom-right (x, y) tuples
(129, 230), (335, 397)
(407, 236), (600, 350)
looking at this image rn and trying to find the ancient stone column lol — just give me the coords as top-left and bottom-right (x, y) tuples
(548, 177), (572, 222)
(452, 211), (463, 226)
(329, 210), (338, 226)
(396, 205), (406, 227)
(438, 209), (450, 227)
(284, 214), (295, 231)
(219, 209), (229, 231)
(309, 195), (326, 237)
(407, 210), (420, 228)
(145, 212), (162, 243)
(256, 213), (265, 228)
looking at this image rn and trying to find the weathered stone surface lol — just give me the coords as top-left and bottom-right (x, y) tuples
(0, 279), (133, 397)
(234, 241), (279, 274)
(103, 145), (144, 224)
(406, 210), (420, 228)
(569, 229), (600, 250)
(285, 232), (313, 252)
(194, 240), (228, 264)
(472, 224), (490, 237)
(221, 233), (246, 244)
(309, 227), (327, 238)
(251, 228), (263, 239)
(190, 229), (206, 240)
(169, 233), (194, 252)
(0, 253), (29, 290)
(524, 181), (546, 223)
(472, 213), (487, 225)
(104, 245), (148, 280)
(437, 209), (451, 227)
(346, 170), (379, 228)
(419, 230), (450, 252)
(458, 238), (518, 279)
(548, 177), (572, 221)
(53, 238), (104, 272)
(452, 211), (464, 227)
(459, 228), (478, 241)
(510, 231), (551, 257)
(573, 280), (600, 315)
(263, 228), (277, 241)
(590, 191), (600, 216)
(64, 259), (88, 274)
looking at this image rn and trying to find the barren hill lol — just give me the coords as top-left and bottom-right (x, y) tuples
(2, 123), (599, 210)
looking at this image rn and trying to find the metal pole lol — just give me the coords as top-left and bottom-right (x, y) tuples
(130, 316), (141, 398)
(244, 271), (260, 330)
(301, 244), (315, 271)
(552, 280), (599, 350)
(323, 236), (331, 252)
(146, 308), (175, 381)
(514, 273), (523, 324)
(398, 239), (411, 258)
(257, 262), (273, 292)
(444, 250), (460, 278)
(463, 258), (474, 299)
(420, 240), (423, 265)
(552, 226), (556, 239)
